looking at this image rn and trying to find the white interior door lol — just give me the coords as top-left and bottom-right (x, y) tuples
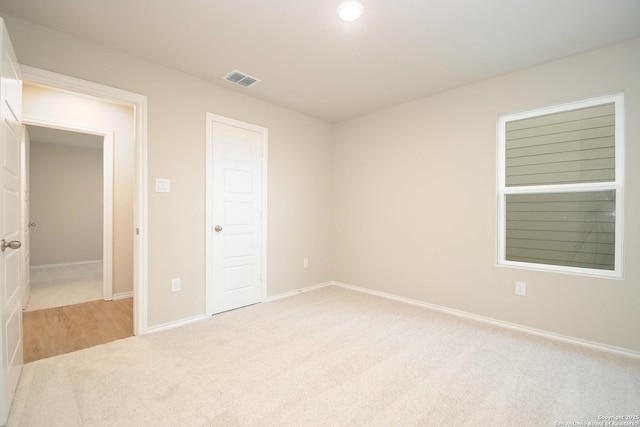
(20, 126), (29, 310)
(0, 19), (23, 425)
(206, 114), (266, 315)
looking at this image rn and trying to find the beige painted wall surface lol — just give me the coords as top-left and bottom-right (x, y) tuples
(6, 12), (637, 352)
(22, 84), (135, 295)
(332, 38), (640, 352)
(1, 15), (333, 327)
(30, 141), (102, 265)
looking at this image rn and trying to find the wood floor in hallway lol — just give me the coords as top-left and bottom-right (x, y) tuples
(23, 298), (133, 363)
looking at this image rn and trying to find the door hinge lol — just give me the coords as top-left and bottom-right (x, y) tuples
(136, 228), (140, 235)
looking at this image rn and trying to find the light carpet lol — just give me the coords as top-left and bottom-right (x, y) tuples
(26, 262), (103, 311)
(8, 286), (640, 426)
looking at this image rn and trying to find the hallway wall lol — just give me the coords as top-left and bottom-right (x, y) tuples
(29, 140), (102, 265)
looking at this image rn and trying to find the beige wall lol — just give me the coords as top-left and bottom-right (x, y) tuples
(1, 15), (333, 327)
(29, 141), (102, 265)
(332, 38), (640, 352)
(22, 84), (135, 296)
(5, 13), (638, 352)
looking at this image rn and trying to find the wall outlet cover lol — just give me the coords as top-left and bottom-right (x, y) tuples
(155, 178), (171, 193)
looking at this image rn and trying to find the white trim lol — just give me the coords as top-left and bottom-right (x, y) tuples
(205, 116), (213, 312)
(112, 291), (133, 300)
(330, 281), (640, 360)
(147, 281), (332, 334)
(258, 279), (640, 359)
(21, 65), (143, 108)
(102, 132), (114, 301)
(22, 120), (116, 301)
(498, 258), (622, 280)
(496, 92), (624, 279)
(21, 65), (149, 335)
(261, 129), (269, 303)
(124, 276), (640, 360)
(146, 314), (207, 334)
(502, 181), (619, 194)
(30, 260), (102, 269)
(498, 92), (626, 122)
(205, 113), (268, 316)
(263, 281), (333, 302)
(20, 125), (30, 310)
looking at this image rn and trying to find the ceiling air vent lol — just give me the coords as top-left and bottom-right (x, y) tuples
(223, 70), (261, 88)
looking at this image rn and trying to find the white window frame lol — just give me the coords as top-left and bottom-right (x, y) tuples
(497, 93), (625, 279)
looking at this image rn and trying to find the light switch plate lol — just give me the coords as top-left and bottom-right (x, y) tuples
(155, 178), (171, 193)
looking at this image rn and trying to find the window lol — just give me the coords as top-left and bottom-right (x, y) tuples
(497, 94), (624, 278)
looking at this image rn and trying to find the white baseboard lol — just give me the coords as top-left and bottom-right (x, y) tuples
(146, 313), (207, 334)
(147, 282), (332, 334)
(263, 281), (333, 302)
(31, 260), (102, 269)
(141, 279), (640, 360)
(112, 291), (133, 300)
(330, 281), (640, 360)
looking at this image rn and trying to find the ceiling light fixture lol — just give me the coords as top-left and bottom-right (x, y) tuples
(337, 1), (364, 22)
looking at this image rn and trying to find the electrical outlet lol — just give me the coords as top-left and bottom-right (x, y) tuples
(171, 277), (181, 292)
(303, 258), (309, 268)
(155, 178), (171, 193)
(515, 281), (526, 296)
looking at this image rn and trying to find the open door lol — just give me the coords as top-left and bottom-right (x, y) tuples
(0, 18), (23, 425)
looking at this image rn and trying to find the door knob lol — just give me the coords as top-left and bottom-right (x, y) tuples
(1, 239), (21, 252)
(214, 225), (223, 232)
(29, 222), (37, 227)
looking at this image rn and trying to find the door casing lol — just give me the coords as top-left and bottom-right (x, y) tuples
(21, 121), (114, 301)
(19, 126), (30, 309)
(20, 65), (149, 335)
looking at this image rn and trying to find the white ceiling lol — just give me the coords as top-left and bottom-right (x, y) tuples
(2, 0), (640, 122)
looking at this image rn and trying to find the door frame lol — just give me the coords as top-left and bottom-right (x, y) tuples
(19, 126), (30, 309)
(205, 113), (268, 316)
(21, 121), (115, 301)
(21, 65), (149, 335)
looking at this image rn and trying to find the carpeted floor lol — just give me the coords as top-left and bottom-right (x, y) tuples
(26, 262), (103, 311)
(8, 286), (640, 426)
